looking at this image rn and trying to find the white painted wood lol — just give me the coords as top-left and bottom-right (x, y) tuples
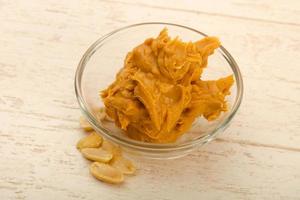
(0, 0), (299, 199)
(105, 0), (300, 25)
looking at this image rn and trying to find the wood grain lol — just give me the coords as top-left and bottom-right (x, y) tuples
(104, 0), (300, 26)
(0, 0), (299, 199)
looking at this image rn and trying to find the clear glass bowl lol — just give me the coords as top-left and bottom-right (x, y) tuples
(75, 22), (243, 159)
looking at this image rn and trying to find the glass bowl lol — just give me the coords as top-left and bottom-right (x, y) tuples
(75, 22), (243, 159)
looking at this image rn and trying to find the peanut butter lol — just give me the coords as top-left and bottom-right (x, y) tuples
(101, 28), (233, 143)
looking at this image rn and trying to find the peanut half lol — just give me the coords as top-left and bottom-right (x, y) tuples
(110, 156), (136, 175)
(100, 139), (122, 157)
(79, 116), (93, 131)
(90, 162), (124, 184)
(81, 148), (113, 163)
(77, 132), (102, 149)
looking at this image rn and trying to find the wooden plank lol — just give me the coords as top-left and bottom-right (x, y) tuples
(104, 0), (300, 26)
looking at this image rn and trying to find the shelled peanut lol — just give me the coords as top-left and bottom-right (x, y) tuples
(77, 115), (136, 184)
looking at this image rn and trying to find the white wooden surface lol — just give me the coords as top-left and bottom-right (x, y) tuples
(0, 0), (300, 199)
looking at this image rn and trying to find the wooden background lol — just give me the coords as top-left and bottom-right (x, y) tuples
(0, 0), (299, 199)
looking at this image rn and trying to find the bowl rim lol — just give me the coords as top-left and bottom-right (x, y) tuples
(75, 22), (244, 151)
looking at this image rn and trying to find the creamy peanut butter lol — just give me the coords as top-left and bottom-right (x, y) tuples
(101, 28), (233, 143)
